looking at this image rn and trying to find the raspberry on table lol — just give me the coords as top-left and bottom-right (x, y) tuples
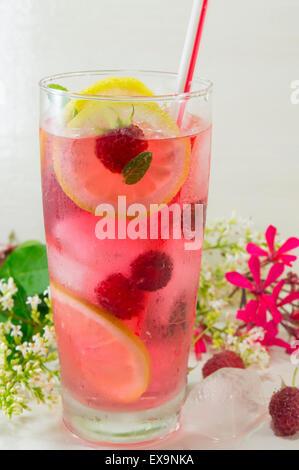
(130, 250), (173, 292)
(95, 124), (148, 173)
(202, 350), (245, 378)
(269, 386), (299, 437)
(95, 273), (145, 320)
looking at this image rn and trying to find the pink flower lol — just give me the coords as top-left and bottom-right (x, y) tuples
(226, 256), (285, 325)
(291, 311), (299, 322)
(247, 225), (299, 267)
(193, 327), (211, 360)
(236, 296), (281, 326)
(236, 277), (299, 327)
(261, 321), (293, 353)
(272, 279), (299, 308)
(236, 299), (263, 325)
(226, 255), (284, 294)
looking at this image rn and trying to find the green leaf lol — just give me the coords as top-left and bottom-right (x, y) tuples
(0, 241), (49, 296)
(122, 152), (152, 185)
(47, 84), (69, 106)
(47, 83), (68, 92)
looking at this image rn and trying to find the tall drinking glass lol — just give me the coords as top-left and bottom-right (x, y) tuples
(39, 71), (212, 445)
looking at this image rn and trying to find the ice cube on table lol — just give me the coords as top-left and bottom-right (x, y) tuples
(181, 368), (267, 440)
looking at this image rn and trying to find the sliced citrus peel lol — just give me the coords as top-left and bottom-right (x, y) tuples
(53, 134), (190, 216)
(50, 281), (151, 403)
(65, 77), (180, 138)
(53, 77), (191, 215)
(64, 77), (154, 123)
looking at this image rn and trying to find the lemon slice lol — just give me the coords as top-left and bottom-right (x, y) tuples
(53, 77), (191, 214)
(66, 77), (179, 138)
(51, 281), (151, 403)
(64, 77), (154, 122)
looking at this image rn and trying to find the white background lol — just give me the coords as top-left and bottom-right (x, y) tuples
(0, 0), (298, 241)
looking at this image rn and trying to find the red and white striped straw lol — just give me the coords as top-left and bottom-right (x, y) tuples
(176, 0), (209, 126)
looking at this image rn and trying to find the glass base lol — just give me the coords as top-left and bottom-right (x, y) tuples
(62, 388), (185, 445)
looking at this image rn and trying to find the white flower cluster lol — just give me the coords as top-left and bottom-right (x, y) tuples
(196, 214), (275, 369)
(15, 327), (56, 358)
(224, 327), (270, 368)
(0, 320), (59, 416)
(209, 299), (228, 311)
(0, 277), (17, 312)
(0, 284), (59, 417)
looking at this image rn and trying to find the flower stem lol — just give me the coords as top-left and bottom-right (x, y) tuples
(192, 326), (210, 347)
(292, 367), (298, 387)
(0, 310), (37, 327)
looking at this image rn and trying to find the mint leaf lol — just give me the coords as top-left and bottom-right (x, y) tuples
(0, 241), (49, 296)
(47, 84), (68, 92)
(47, 83), (69, 106)
(122, 152), (152, 185)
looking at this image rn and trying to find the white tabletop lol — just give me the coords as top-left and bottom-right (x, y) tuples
(0, 348), (297, 450)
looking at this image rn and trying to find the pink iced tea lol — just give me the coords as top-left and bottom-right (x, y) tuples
(39, 73), (212, 443)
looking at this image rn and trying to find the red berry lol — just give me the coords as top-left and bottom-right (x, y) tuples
(95, 273), (145, 320)
(130, 250), (173, 292)
(95, 125), (148, 173)
(269, 386), (299, 436)
(202, 351), (245, 378)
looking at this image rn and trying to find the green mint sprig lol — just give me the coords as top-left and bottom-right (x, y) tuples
(47, 83), (69, 106)
(122, 151), (152, 185)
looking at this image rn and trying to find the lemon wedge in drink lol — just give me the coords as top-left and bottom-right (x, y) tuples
(53, 77), (190, 214)
(51, 281), (151, 403)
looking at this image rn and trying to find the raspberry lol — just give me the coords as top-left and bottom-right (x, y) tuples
(130, 250), (173, 292)
(95, 125), (148, 173)
(202, 351), (245, 378)
(95, 273), (145, 320)
(269, 386), (299, 436)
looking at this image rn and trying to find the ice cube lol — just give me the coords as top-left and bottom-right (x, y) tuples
(181, 368), (267, 440)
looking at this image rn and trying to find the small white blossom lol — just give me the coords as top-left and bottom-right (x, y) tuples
(43, 326), (55, 345)
(43, 287), (51, 299)
(0, 280), (8, 294)
(3, 320), (13, 334)
(0, 277), (17, 296)
(26, 295), (41, 310)
(226, 334), (237, 345)
(239, 342), (250, 355)
(210, 299), (227, 311)
(6, 278), (18, 295)
(247, 327), (265, 342)
(16, 342), (28, 357)
(12, 365), (23, 375)
(10, 325), (23, 338)
(30, 335), (47, 356)
(1, 293), (14, 311)
(239, 216), (254, 230)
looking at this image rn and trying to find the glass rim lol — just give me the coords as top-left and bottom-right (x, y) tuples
(39, 69), (213, 102)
